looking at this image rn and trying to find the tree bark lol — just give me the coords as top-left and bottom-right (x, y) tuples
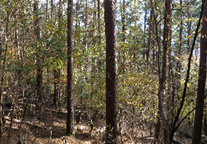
(121, 0), (126, 73)
(85, 0), (88, 49)
(0, 1), (9, 143)
(53, 0), (63, 106)
(90, 0), (96, 99)
(176, 0), (183, 102)
(98, 0), (101, 45)
(192, 1), (207, 143)
(155, 0), (172, 143)
(178, 0), (183, 82)
(51, 0), (53, 21)
(97, 0), (102, 70)
(46, 0), (48, 21)
(187, 0), (191, 54)
(104, 0), (117, 143)
(0, 17), (2, 144)
(34, 0), (43, 106)
(66, 0), (74, 136)
(147, 9), (153, 62)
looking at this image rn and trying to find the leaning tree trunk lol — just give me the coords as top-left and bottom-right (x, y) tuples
(104, 0), (118, 143)
(192, 1), (207, 143)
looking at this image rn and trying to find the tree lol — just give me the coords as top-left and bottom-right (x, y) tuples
(34, 0), (43, 107)
(147, 9), (153, 63)
(192, 0), (207, 143)
(53, 0), (63, 106)
(187, 0), (192, 54)
(120, 0), (126, 73)
(0, 17), (3, 144)
(0, 1), (9, 143)
(154, 0), (172, 143)
(104, 0), (118, 143)
(66, 0), (74, 136)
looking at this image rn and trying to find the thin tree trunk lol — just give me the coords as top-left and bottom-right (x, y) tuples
(97, 0), (102, 71)
(160, 0), (172, 143)
(152, 11), (155, 66)
(167, 3), (173, 123)
(192, 1), (207, 143)
(53, 69), (60, 106)
(74, 0), (79, 48)
(98, 0), (101, 45)
(0, 1), (9, 142)
(0, 17), (3, 144)
(66, 0), (74, 136)
(155, 0), (172, 143)
(147, 9), (153, 63)
(143, 0), (147, 60)
(51, 0), (56, 106)
(121, 0), (126, 73)
(34, 0), (43, 106)
(83, 0), (88, 88)
(53, 0), (63, 106)
(91, 0), (96, 99)
(176, 0), (183, 101)
(187, 0), (191, 54)
(178, 0), (183, 81)
(104, 0), (117, 143)
(46, 0), (48, 21)
(51, 0), (53, 21)
(85, 0), (88, 49)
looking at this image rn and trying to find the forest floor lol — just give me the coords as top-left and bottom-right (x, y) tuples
(2, 104), (196, 144)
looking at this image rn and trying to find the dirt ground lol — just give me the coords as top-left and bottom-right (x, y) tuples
(2, 106), (196, 144)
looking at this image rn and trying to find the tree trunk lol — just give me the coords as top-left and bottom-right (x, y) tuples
(98, 0), (101, 45)
(192, 1), (207, 143)
(74, 0), (79, 48)
(97, 0), (102, 71)
(161, 0), (172, 143)
(0, 1), (9, 142)
(34, 0), (43, 106)
(187, 0), (191, 54)
(155, 0), (172, 143)
(176, 0), (183, 102)
(147, 9), (153, 63)
(178, 0), (183, 83)
(143, 0), (147, 60)
(66, 0), (74, 136)
(121, 0), (126, 73)
(54, 69), (60, 106)
(85, 0), (88, 49)
(167, 2), (173, 123)
(90, 0), (96, 99)
(0, 18), (2, 144)
(204, 110), (207, 136)
(104, 0), (118, 143)
(51, 0), (53, 21)
(46, 0), (48, 21)
(53, 0), (63, 106)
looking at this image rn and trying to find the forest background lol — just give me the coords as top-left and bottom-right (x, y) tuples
(0, 0), (207, 143)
